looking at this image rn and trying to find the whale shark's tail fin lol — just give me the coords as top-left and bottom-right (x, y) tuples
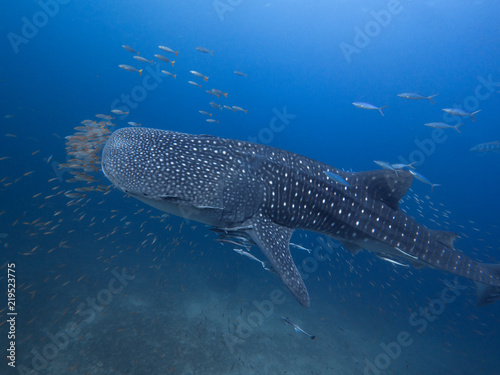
(476, 263), (500, 306)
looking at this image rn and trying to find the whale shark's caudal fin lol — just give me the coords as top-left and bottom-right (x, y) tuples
(476, 264), (500, 306)
(245, 214), (310, 307)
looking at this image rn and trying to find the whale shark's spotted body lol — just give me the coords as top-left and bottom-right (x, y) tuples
(102, 127), (500, 306)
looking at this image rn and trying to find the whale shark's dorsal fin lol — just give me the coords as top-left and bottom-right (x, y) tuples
(430, 229), (457, 249)
(245, 214), (310, 307)
(349, 170), (413, 211)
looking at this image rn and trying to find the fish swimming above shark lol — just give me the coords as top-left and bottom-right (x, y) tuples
(101, 127), (500, 307)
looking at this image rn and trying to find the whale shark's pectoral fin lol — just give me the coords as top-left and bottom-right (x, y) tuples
(245, 214), (310, 307)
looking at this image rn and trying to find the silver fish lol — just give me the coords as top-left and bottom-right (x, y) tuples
(352, 102), (388, 116)
(409, 170), (440, 192)
(233, 248), (268, 269)
(232, 106), (247, 114)
(190, 71), (209, 81)
(118, 65), (142, 75)
(133, 56), (152, 65)
(209, 102), (222, 110)
(188, 81), (202, 88)
(206, 90), (219, 97)
(391, 162), (416, 170)
(424, 122), (463, 133)
(442, 108), (481, 122)
(289, 243), (312, 254)
(122, 45), (138, 55)
(161, 70), (176, 79)
(377, 254), (410, 267)
(374, 161), (398, 174)
(397, 93), (439, 103)
(196, 46), (213, 55)
(281, 317), (316, 340)
(111, 110), (129, 115)
(210, 89), (228, 98)
(154, 54), (175, 66)
(158, 46), (178, 56)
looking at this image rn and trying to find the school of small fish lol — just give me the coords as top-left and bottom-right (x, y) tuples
(120, 44), (248, 125)
(351, 90), (497, 191)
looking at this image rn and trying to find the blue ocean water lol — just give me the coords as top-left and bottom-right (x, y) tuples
(1, 1), (499, 374)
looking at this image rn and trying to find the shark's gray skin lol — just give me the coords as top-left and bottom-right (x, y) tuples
(101, 127), (500, 307)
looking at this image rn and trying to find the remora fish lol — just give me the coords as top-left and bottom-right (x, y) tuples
(101, 127), (500, 307)
(281, 316), (316, 340)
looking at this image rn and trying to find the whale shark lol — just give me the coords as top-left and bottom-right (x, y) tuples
(101, 127), (500, 307)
